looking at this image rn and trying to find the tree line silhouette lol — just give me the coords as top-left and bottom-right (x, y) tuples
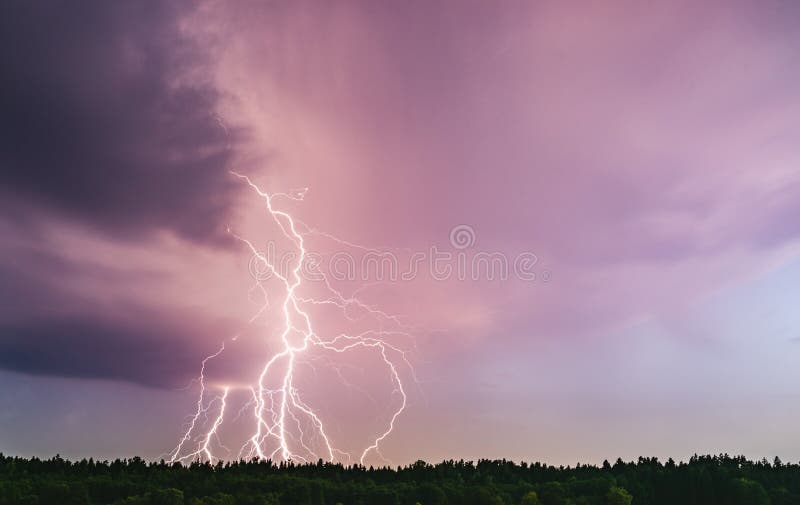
(0, 453), (797, 505)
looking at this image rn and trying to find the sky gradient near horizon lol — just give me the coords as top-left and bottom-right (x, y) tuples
(2, 0), (800, 465)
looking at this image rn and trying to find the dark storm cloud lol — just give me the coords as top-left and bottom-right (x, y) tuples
(0, 251), (219, 388)
(0, 314), (206, 389)
(0, 0), (238, 243)
(0, 0), (241, 385)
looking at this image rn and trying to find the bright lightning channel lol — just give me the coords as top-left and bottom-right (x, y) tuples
(168, 173), (416, 466)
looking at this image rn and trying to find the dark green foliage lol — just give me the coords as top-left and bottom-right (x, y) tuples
(605, 487), (632, 505)
(0, 453), (799, 505)
(520, 491), (541, 505)
(538, 482), (567, 505)
(726, 478), (769, 505)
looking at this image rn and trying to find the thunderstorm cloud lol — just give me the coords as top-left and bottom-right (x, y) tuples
(0, 1), (237, 243)
(0, 1), (239, 385)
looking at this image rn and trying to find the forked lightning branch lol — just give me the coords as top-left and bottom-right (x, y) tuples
(168, 173), (415, 465)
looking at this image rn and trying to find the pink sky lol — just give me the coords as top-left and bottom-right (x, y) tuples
(1, 0), (800, 465)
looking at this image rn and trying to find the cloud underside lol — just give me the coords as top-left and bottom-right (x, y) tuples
(0, 1), (238, 385)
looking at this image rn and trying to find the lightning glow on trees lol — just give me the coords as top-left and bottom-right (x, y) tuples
(168, 173), (415, 465)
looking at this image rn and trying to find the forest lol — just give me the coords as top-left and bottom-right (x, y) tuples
(0, 453), (797, 505)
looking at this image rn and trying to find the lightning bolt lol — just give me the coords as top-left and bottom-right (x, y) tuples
(168, 342), (227, 464)
(169, 172), (416, 465)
